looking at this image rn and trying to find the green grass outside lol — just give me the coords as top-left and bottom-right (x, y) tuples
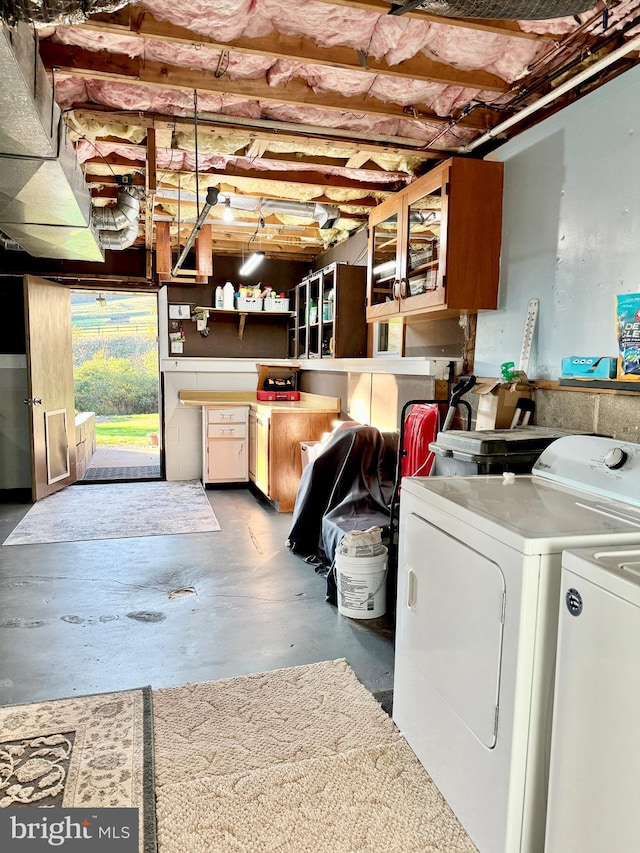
(95, 414), (160, 446)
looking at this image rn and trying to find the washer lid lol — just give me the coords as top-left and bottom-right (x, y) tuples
(563, 547), (640, 606)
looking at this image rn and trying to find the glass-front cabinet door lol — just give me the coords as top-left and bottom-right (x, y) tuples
(401, 166), (448, 314)
(367, 194), (404, 321)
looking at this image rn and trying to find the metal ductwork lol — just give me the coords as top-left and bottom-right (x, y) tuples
(223, 195), (340, 229)
(259, 199), (341, 229)
(0, 22), (104, 261)
(93, 186), (141, 250)
(386, 0), (596, 18)
(2, 0), (128, 26)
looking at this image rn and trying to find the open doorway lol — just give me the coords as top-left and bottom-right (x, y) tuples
(70, 289), (162, 482)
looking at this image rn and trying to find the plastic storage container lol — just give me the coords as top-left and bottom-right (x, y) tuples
(429, 427), (570, 476)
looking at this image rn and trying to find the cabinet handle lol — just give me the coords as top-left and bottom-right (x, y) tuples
(399, 278), (408, 299)
(392, 279), (400, 300)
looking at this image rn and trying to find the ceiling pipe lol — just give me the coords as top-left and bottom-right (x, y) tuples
(171, 186), (219, 277)
(456, 33), (640, 154)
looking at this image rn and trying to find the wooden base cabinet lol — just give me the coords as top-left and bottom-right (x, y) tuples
(248, 408), (334, 512)
(203, 406), (249, 484)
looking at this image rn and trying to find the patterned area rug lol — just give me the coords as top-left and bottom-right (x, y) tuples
(0, 687), (155, 853)
(152, 659), (477, 853)
(3, 480), (220, 545)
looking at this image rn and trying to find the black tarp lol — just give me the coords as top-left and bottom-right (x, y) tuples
(286, 425), (398, 591)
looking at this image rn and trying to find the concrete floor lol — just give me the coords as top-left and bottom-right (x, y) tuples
(0, 485), (395, 707)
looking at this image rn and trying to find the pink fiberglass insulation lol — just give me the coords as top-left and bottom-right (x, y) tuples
(50, 26), (274, 78)
(76, 140), (148, 163)
(137, 0), (574, 82)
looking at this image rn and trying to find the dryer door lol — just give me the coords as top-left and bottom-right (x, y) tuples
(402, 512), (506, 747)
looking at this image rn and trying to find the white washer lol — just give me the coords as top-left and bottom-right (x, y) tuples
(545, 546), (640, 853)
(393, 434), (640, 853)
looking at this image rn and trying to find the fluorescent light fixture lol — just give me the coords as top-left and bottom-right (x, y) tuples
(239, 250), (265, 276)
(222, 198), (234, 222)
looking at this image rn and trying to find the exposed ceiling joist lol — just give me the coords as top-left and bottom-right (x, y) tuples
(40, 43), (495, 129)
(79, 9), (510, 93)
(68, 107), (441, 159)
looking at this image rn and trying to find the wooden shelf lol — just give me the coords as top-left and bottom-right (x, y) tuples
(194, 306), (294, 339)
(535, 379), (640, 396)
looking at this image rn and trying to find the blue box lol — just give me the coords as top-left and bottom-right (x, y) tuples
(561, 356), (617, 379)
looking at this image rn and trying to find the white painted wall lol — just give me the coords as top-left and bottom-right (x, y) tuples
(477, 64), (640, 380)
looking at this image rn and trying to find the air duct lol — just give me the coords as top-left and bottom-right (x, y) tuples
(259, 199), (341, 229)
(386, 0), (596, 18)
(3, 0), (128, 26)
(93, 186), (141, 250)
(0, 22), (103, 261)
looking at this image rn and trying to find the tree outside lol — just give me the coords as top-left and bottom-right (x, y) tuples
(71, 291), (159, 449)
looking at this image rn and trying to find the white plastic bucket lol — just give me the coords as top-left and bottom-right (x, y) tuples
(335, 547), (387, 619)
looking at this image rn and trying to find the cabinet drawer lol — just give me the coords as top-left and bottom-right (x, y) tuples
(206, 407), (248, 425)
(207, 422), (247, 439)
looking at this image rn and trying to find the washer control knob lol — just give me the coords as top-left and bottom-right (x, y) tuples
(604, 447), (628, 470)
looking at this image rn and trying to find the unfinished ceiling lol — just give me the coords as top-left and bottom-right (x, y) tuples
(3, 0), (640, 275)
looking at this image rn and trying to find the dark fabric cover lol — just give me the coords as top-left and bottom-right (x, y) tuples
(287, 424), (398, 571)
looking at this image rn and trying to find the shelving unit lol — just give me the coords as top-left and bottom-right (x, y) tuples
(288, 262), (367, 358)
(194, 306), (294, 340)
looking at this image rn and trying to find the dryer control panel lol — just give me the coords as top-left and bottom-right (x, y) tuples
(533, 435), (640, 507)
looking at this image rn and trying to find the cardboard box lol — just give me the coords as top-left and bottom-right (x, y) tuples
(561, 356), (617, 379)
(256, 363), (300, 400)
(472, 377), (533, 431)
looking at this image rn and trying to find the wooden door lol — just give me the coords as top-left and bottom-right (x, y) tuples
(24, 275), (77, 501)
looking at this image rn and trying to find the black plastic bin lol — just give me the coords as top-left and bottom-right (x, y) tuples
(429, 426), (569, 476)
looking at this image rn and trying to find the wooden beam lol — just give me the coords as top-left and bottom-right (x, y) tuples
(83, 146), (407, 175)
(78, 9), (510, 93)
(93, 184), (381, 208)
(195, 224), (213, 283)
(145, 128), (157, 280)
(70, 107), (439, 160)
(155, 220), (172, 281)
(40, 44), (493, 129)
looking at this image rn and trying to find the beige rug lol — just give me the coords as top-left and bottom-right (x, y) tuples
(0, 687), (155, 852)
(152, 659), (478, 853)
(3, 480), (220, 545)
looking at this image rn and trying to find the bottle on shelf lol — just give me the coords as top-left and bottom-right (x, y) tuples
(223, 281), (235, 310)
(309, 297), (318, 325)
(215, 286), (224, 309)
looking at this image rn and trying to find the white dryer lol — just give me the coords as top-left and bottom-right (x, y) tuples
(545, 546), (640, 853)
(393, 434), (640, 853)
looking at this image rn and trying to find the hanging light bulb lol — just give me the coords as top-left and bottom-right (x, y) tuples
(222, 197), (234, 222)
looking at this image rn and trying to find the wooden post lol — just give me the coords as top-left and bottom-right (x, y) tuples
(195, 224), (213, 283)
(155, 221), (172, 283)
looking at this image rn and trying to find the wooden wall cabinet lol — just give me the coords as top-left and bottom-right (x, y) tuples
(289, 262), (367, 358)
(367, 157), (504, 322)
(202, 406), (249, 484)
